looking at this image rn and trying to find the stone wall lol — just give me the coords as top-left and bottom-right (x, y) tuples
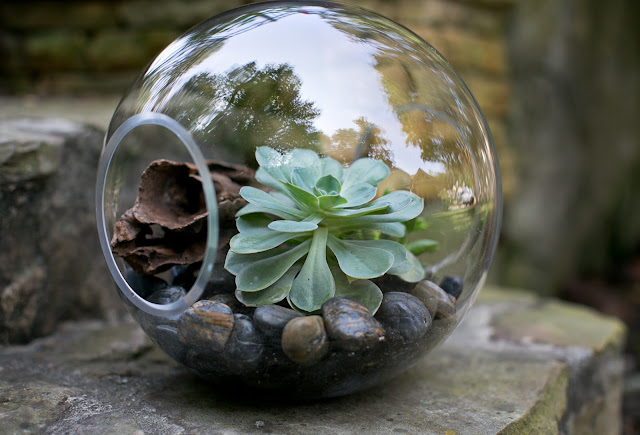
(0, 0), (517, 198)
(0, 0), (245, 93)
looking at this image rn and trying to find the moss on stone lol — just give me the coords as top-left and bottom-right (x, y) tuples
(491, 297), (626, 354)
(500, 364), (568, 434)
(478, 285), (540, 304)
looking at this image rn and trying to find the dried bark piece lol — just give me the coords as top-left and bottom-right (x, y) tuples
(115, 235), (206, 275)
(111, 209), (143, 245)
(133, 160), (207, 230)
(208, 160), (255, 185)
(132, 159), (253, 230)
(196, 161), (254, 228)
(111, 158), (255, 276)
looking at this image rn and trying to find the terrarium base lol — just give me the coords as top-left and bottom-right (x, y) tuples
(122, 280), (457, 399)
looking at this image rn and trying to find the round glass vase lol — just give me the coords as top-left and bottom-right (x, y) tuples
(96, 1), (502, 399)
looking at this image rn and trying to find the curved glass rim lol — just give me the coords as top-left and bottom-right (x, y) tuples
(96, 112), (219, 318)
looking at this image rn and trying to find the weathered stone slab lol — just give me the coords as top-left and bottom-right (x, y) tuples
(0, 287), (625, 434)
(0, 118), (122, 343)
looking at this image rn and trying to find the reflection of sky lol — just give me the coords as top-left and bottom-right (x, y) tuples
(169, 10), (445, 176)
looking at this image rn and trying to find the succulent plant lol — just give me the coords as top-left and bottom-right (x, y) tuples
(225, 146), (429, 314)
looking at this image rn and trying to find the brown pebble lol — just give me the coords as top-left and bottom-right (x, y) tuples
(178, 300), (234, 350)
(321, 297), (385, 351)
(411, 280), (456, 320)
(254, 305), (302, 340)
(281, 315), (329, 365)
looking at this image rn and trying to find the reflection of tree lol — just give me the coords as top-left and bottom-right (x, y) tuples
(325, 117), (392, 165)
(165, 62), (321, 161)
(373, 56), (470, 172)
(112, 6), (303, 135)
(318, 7), (471, 181)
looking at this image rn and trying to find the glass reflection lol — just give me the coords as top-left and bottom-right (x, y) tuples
(108, 1), (498, 276)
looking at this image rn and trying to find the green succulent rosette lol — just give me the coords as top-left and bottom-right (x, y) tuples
(225, 146), (429, 314)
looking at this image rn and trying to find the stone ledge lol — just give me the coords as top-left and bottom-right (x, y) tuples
(0, 118), (123, 343)
(0, 287), (625, 434)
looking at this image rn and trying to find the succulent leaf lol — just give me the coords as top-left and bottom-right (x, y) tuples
(236, 214), (272, 233)
(282, 182), (320, 211)
(288, 227), (334, 312)
(332, 267), (383, 314)
(326, 235), (394, 279)
(235, 203), (266, 218)
(320, 156), (344, 181)
(333, 222), (406, 238)
(236, 240), (311, 291)
(269, 191), (298, 207)
(229, 226), (308, 253)
(336, 182), (377, 208)
(345, 239), (408, 268)
(268, 219), (319, 232)
(341, 157), (390, 191)
(256, 146), (290, 182)
(388, 250), (425, 282)
(225, 247), (286, 275)
(323, 201), (390, 218)
(289, 149), (321, 179)
(291, 167), (317, 193)
(318, 194), (348, 210)
(315, 174), (341, 195)
(255, 167), (287, 193)
(235, 264), (301, 306)
(342, 192), (422, 224)
(239, 186), (307, 220)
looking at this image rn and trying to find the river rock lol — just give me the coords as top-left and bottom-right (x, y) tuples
(206, 267), (237, 294)
(371, 274), (417, 293)
(124, 267), (167, 298)
(153, 324), (187, 362)
(375, 292), (431, 342)
(147, 286), (186, 305)
(440, 276), (463, 299)
(281, 315), (329, 365)
(321, 297), (385, 351)
(253, 305), (302, 341)
(224, 314), (264, 374)
(169, 264), (199, 289)
(207, 293), (254, 315)
(178, 300), (234, 350)
(412, 280), (456, 320)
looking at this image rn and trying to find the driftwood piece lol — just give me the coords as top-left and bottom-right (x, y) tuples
(111, 159), (254, 275)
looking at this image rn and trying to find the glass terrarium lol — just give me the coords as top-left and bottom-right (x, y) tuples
(96, 1), (501, 399)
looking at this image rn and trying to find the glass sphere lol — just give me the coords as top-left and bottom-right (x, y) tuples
(96, 1), (501, 398)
